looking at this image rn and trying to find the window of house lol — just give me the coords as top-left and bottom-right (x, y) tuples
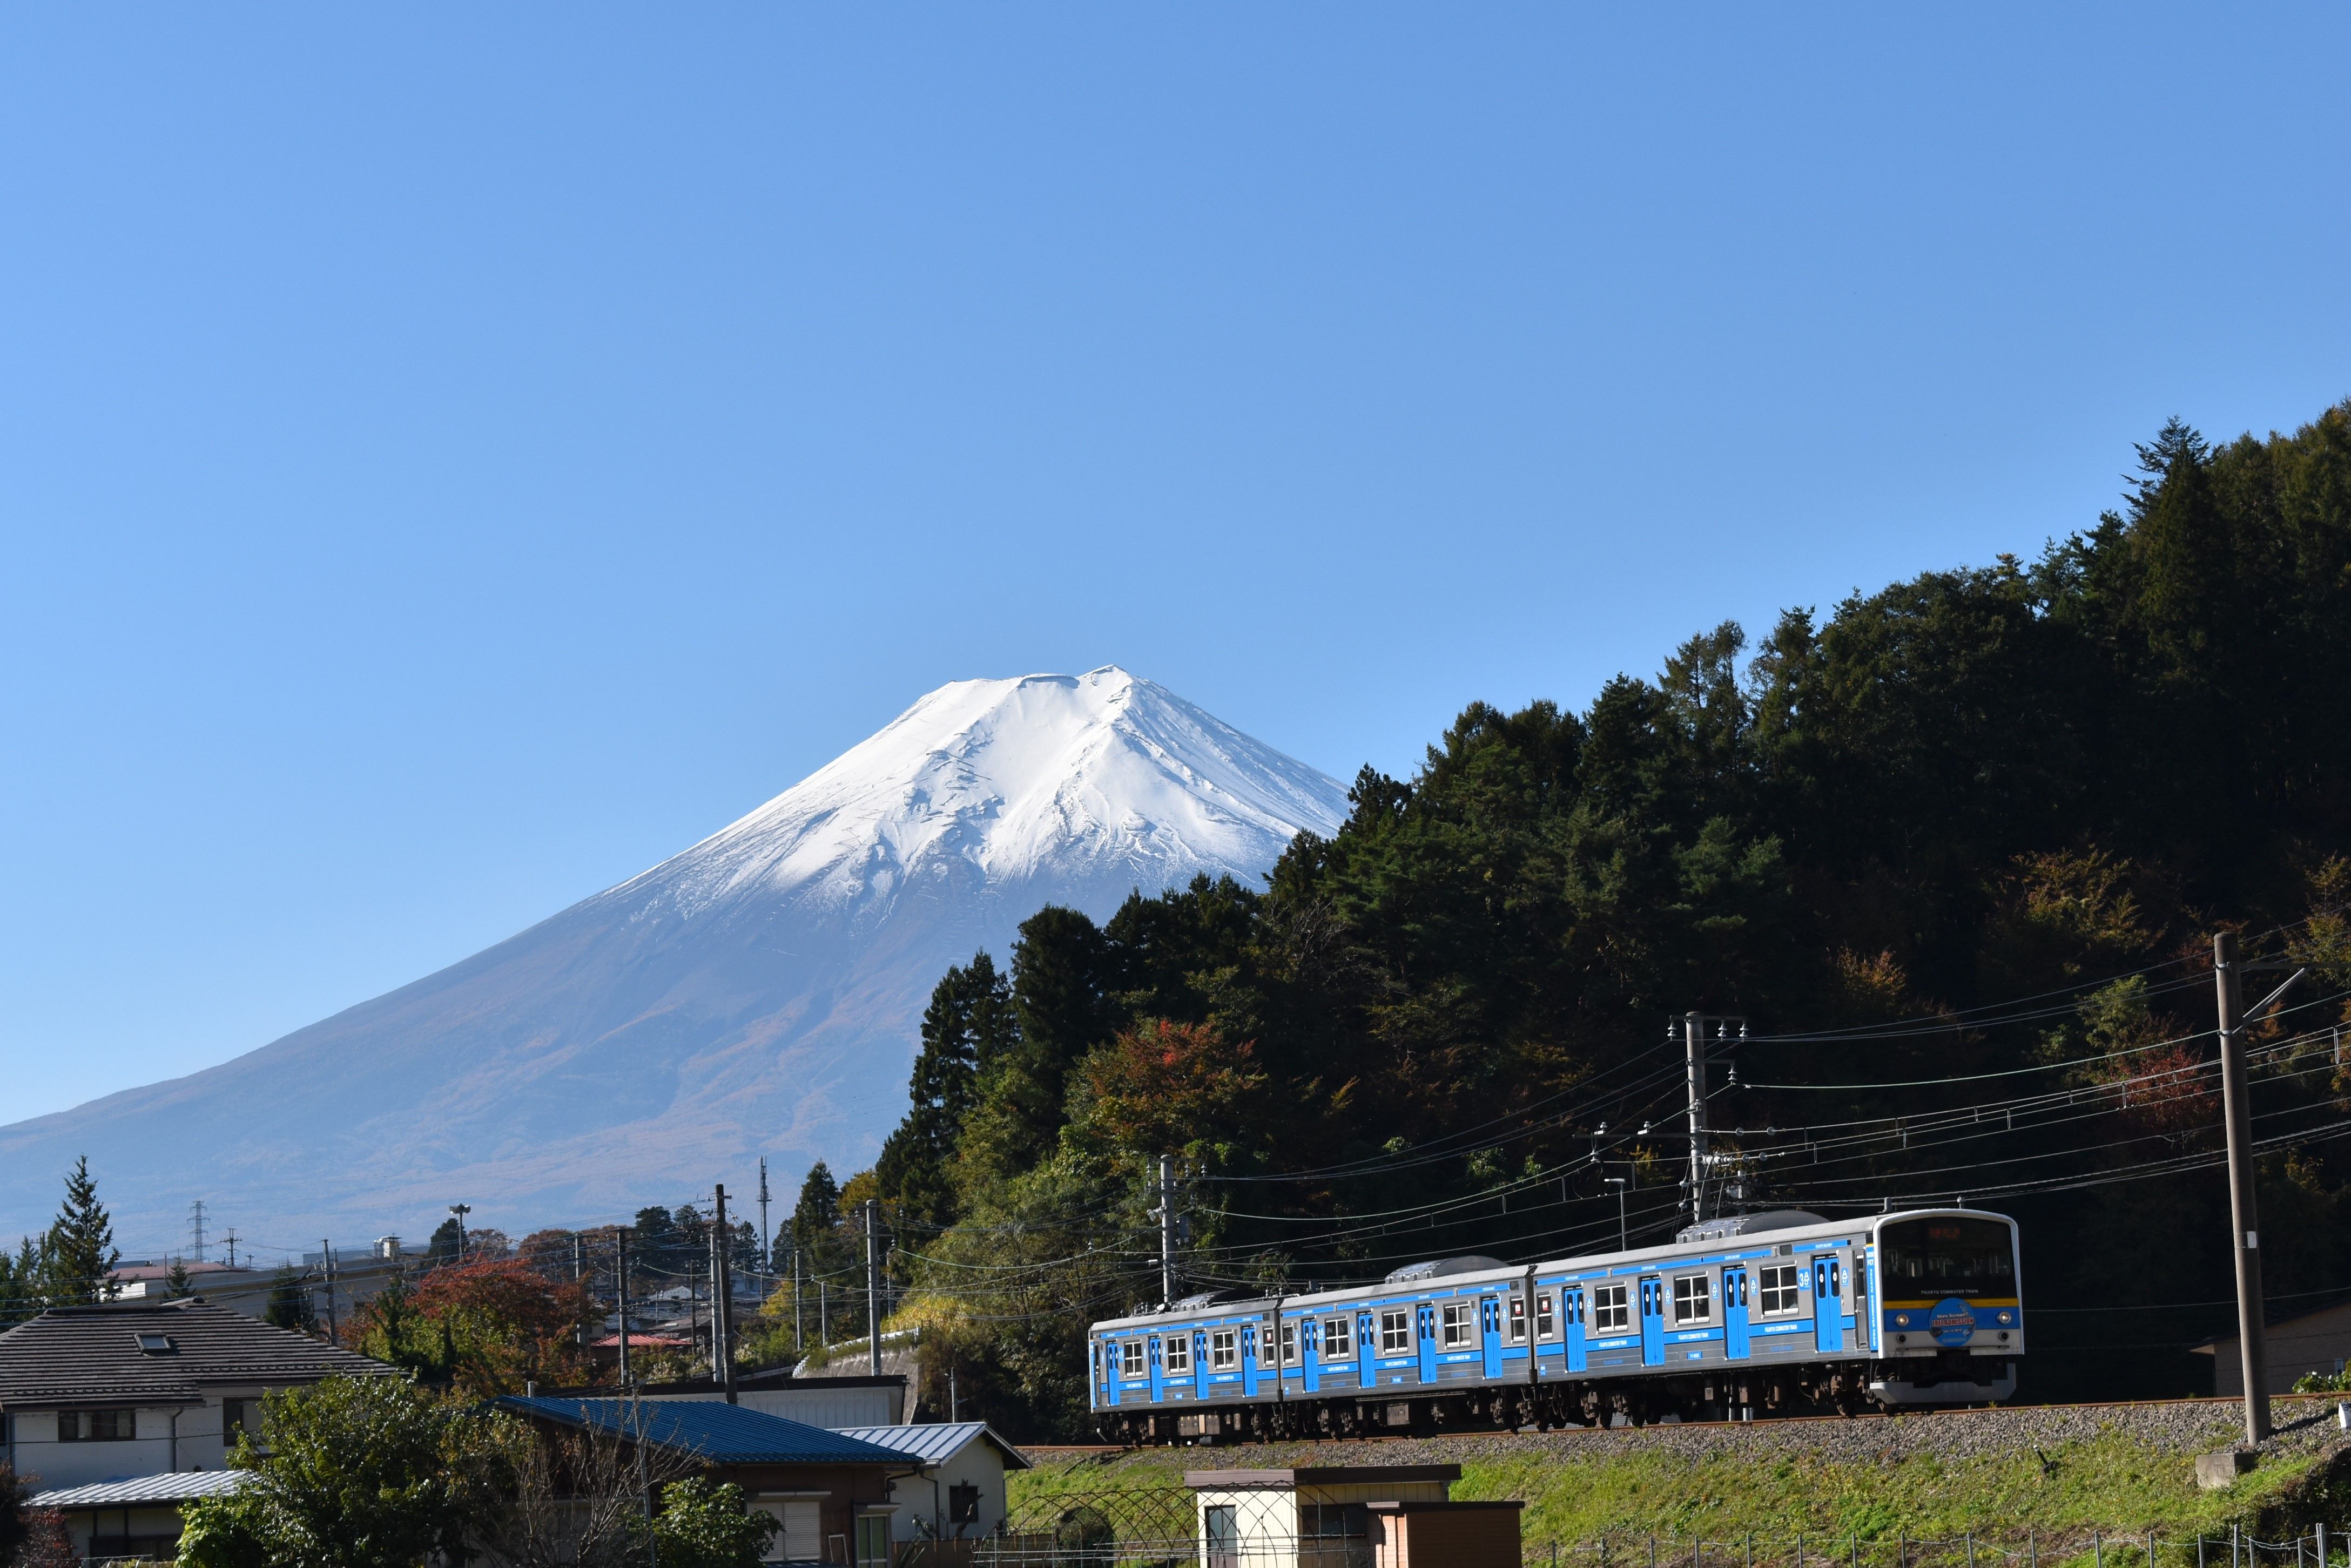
(1323, 1316), (1352, 1360)
(1535, 1292), (1557, 1339)
(1279, 1321), (1298, 1366)
(948, 1484), (981, 1525)
(1379, 1308), (1411, 1355)
(1163, 1335), (1191, 1374)
(854, 1515), (892, 1567)
(1757, 1263), (1801, 1316)
(1302, 1503), (1369, 1539)
(59, 1409), (137, 1442)
(1507, 1295), (1527, 1342)
(1592, 1283), (1630, 1333)
(1210, 1329), (1238, 1370)
(1673, 1274), (1712, 1324)
(1120, 1340), (1144, 1378)
(1440, 1301), (1478, 1349)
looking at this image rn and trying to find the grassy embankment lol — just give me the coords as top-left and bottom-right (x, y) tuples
(1008, 1398), (2351, 1561)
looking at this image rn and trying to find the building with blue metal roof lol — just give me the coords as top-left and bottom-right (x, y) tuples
(496, 1396), (923, 1566)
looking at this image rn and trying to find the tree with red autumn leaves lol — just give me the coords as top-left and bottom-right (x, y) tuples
(348, 1257), (595, 1396)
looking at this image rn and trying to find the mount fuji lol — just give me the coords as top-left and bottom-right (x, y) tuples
(0, 669), (1349, 1249)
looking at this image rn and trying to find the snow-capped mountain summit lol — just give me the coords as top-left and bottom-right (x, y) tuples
(632, 667), (1344, 925)
(0, 669), (1348, 1245)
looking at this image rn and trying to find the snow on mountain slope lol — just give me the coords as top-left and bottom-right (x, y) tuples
(0, 669), (1349, 1248)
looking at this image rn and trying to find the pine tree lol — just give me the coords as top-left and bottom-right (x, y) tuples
(166, 1258), (193, 1297)
(43, 1157), (119, 1303)
(265, 1265), (317, 1333)
(790, 1163), (841, 1253)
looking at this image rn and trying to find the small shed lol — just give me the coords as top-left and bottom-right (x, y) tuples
(833, 1421), (1029, 1543)
(2193, 1294), (2351, 1396)
(30, 1470), (252, 1562)
(1184, 1465), (1504, 1568)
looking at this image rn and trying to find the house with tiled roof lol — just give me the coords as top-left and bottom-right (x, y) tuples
(496, 1396), (926, 1567)
(0, 1295), (396, 1559)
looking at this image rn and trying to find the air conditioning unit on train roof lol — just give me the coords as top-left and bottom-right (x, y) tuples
(1674, 1209), (1827, 1244)
(1383, 1255), (1510, 1285)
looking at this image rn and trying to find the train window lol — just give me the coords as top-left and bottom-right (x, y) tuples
(1593, 1283), (1630, 1333)
(1120, 1340), (1144, 1378)
(1507, 1296), (1527, 1342)
(1165, 1335), (1191, 1373)
(1672, 1274), (1712, 1324)
(1210, 1329), (1238, 1370)
(1441, 1301), (1478, 1348)
(1759, 1263), (1800, 1316)
(1280, 1321), (1299, 1366)
(1323, 1316), (1352, 1359)
(1379, 1309), (1411, 1355)
(1536, 1292), (1556, 1339)
(1261, 1322), (1279, 1369)
(1880, 1218), (2013, 1299)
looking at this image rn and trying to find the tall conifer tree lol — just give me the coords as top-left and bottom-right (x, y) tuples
(44, 1156), (119, 1303)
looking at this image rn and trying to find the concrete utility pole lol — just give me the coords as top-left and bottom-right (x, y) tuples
(1156, 1155), (1178, 1306)
(791, 1238), (805, 1355)
(1685, 1012), (1709, 1227)
(2212, 932), (2305, 1444)
(448, 1204), (471, 1262)
(320, 1240), (338, 1341)
(1605, 1177), (1629, 1253)
(2214, 931), (2269, 1441)
(711, 1185), (737, 1402)
(864, 1198), (883, 1376)
(616, 1228), (632, 1387)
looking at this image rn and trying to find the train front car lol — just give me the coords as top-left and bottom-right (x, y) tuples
(1869, 1208), (2022, 1407)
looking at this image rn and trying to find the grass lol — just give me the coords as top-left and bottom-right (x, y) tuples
(1008, 1411), (2347, 1564)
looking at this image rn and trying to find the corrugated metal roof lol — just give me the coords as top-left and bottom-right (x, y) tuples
(0, 1299), (397, 1406)
(32, 1470), (252, 1508)
(832, 1422), (1031, 1471)
(497, 1397), (926, 1466)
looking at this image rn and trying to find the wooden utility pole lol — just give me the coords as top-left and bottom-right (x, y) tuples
(2213, 932), (2305, 1444)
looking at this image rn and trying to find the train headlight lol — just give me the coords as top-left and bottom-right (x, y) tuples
(1894, 1314), (1910, 1327)
(1997, 1311), (2012, 1326)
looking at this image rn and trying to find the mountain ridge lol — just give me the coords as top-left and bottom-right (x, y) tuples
(0, 668), (1348, 1250)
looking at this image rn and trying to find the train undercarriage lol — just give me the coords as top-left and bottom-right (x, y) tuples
(1093, 1355), (2009, 1444)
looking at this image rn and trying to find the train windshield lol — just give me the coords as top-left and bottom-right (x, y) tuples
(1880, 1217), (2016, 1300)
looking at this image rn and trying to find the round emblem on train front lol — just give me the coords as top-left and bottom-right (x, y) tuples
(1929, 1296), (1975, 1347)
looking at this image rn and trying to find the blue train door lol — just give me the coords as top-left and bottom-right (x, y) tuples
(1302, 1317), (1321, 1394)
(1416, 1303), (1438, 1383)
(1357, 1310), (1375, 1385)
(1148, 1335), (1164, 1401)
(1724, 1268), (1750, 1359)
(1639, 1276), (1665, 1366)
(1481, 1295), (1504, 1379)
(1566, 1287), (1589, 1373)
(1813, 1258), (1844, 1353)
(1241, 1323), (1260, 1397)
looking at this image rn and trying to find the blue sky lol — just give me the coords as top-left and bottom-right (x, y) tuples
(3, 6), (2347, 1124)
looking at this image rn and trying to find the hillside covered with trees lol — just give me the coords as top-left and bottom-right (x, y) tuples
(854, 402), (2351, 1438)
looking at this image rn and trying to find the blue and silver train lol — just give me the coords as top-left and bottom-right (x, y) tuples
(1087, 1207), (2021, 1441)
